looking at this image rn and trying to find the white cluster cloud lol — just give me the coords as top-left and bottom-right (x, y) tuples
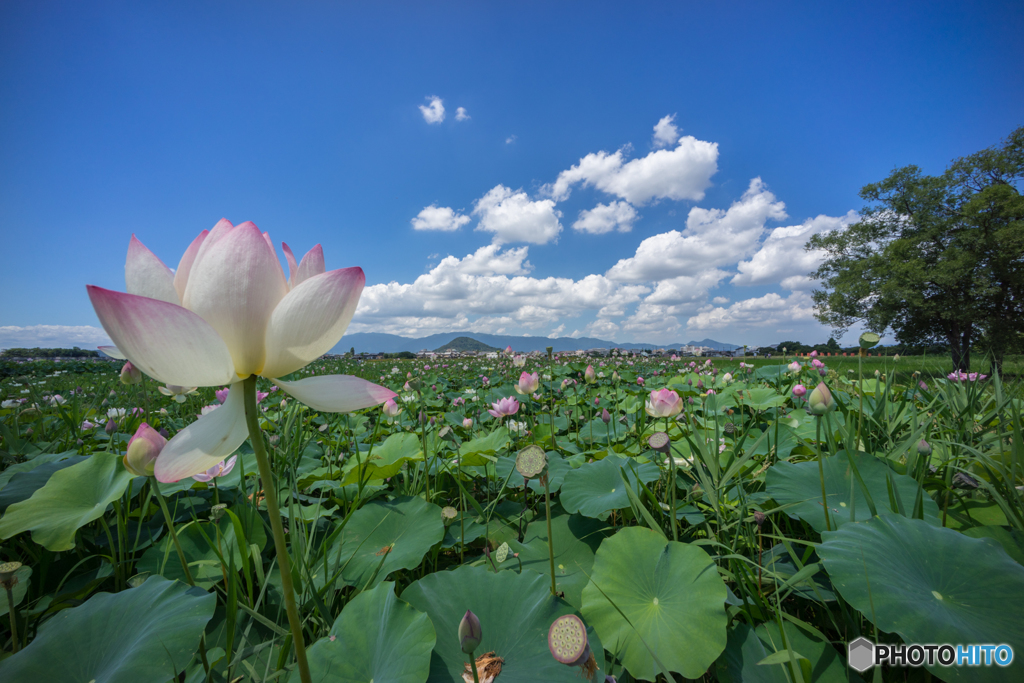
(0, 325), (112, 350)
(686, 291), (817, 332)
(652, 114), (680, 148)
(411, 205), (471, 232)
(573, 201), (638, 234)
(545, 135), (718, 205)
(473, 185), (563, 245)
(419, 96), (445, 124)
(455, 107), (470, 121)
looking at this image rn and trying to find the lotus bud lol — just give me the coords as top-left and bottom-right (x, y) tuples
(463, 417), (474, 429)
(584, 365), (596, 384)
(382, 398), (401, 418)
(459, 610), (482, 654)
(601, 408), (611, 424)
(611, 371), (620, 383)
(105, 419), (116, 434)
(917, 439), (932, 455)
(807, 382), (835, 415)
(792, 384), (807, 398)
(124, 422), (167, 477)
(120, 361), (142, 385)
(788, 361), (801, 373)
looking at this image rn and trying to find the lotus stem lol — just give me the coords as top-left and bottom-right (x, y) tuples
(544, 473), (557, 595)
(150, 477), (195, 585)
(243, 375), (311, 683)
(816, 417), (831, 532)
(3, 583), (18, 653)
(469, 654), (481, 683)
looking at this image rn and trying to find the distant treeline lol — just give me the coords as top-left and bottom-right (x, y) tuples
(764, 339), (951, 356)
(0, 347), (101, 358)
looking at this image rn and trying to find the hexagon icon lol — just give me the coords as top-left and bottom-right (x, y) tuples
(848, 637), (875, 672)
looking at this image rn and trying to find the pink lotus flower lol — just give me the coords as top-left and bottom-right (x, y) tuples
(192, 455), (238, 482)
(488, 396), (520, 419)
(463, 417), (474, 429)
(88, 220), (396, 482)
(788, 361), (801, 372)
(947, 371), (987, 382)
(792, 384), (807, 398)
(811, 359), (824, 369)
(645, 388), (683, 418)
(124, 422), (167, 477)
(215, 387), (231, 404)
(515, 371), (540, 395)
(637, 376), (645, 386)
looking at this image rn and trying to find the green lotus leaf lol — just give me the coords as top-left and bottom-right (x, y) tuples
(716, 621), (853, 683)
(818, 514), (1024, 682)
(328, 496), (445, 590)
(291, 581), (435, 683)
(508, 513), (608, 608)
(0, 576), (214, 683)
(559, 456), (660, 519)
(0, 452), (133, 551)
(766, 451), (940, 533)
(458, 427), (511, 466)
(581, 527), (728, 680)
(402, 565), (603, 682)
(0, 455), (88, 512)
(343, 432), (423, 484)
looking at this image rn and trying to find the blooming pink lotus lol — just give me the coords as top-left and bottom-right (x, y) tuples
(488, 396), (520, 419)
(514, 371), (540, 395)
(645, 388), (683, 418)
(89, 220), (396, 482)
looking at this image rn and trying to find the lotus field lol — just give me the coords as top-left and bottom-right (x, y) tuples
(1, 229), (1023, 682)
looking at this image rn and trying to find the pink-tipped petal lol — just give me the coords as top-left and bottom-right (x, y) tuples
(98, 345), (126, 360)
(274, 375), (396, 413)
(154, 385), (248, 482)
(282, 242), (299, 284)
(261, 267), (365, 378)
(294, 244), (326, 287)
(262, 231), (287, 284)
(182, 222), (288, 378)
(173, 230), (209, 302)
(188, 218), (234, 277)
(88, 286), (236, 387)
(125, 235), (179, 304)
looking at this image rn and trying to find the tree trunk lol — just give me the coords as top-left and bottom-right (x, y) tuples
(946, 323), (973, 373)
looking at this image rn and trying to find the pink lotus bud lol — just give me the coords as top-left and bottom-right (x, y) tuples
(463, 417), (474, 429)
(593, 397), (600, 406)
(124, 423), (167, 477)
(120, 361), (142, 385)
(810, 350), (818, 357)
(459, 610), (482, 654)
(601, 408), (611, 424)
(584, 365), (596, 383)
(81, 420), (96, 430)
(788, 361), (801, 373)
(636, 377), (645, 386)
(105, 419), (116, 434)
(917, 439), (932, 455)
(808, 382), (835, 415)
(505, 345), (513, 355)
(215, 387), (230, 404)
(792, 384), (807, 398)
(811, 359), (824, 369)
(382, 398), (401, 418)
(515, 371), (540, 395)
(645, 388), (682, 418)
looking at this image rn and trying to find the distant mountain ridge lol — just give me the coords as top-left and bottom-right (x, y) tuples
(434, 336), (501, 353)
(331, 332), (740, 354)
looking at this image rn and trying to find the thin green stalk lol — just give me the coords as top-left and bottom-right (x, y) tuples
(150, 478), (195, 584)
(242, 375), (311, 683)
(544, 474), (557, 595)
(469, 653), (481, 683)
(4, 584), (19, 653)
(816, 417), (831, 532)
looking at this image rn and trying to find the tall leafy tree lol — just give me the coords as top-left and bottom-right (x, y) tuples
(809, 127), (1023, 372)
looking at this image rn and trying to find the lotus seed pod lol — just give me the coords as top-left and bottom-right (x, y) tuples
(515, 445), (547, 479)
(0, 561), (23, 588)
(495, 542), (510, 563)
(548, 614), (598, 677)
(753, 511), (766, 528)
(648, 432), (670, 454)
(442, 506), (458, 522)
(858, 332), (880, 349)
(459, 610), (482, 654)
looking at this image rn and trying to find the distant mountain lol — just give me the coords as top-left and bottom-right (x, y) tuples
(332, 332), (741, 354)
(435, 336), (501, 353)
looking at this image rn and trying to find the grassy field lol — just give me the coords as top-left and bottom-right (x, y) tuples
(738, 352), (1024, 385)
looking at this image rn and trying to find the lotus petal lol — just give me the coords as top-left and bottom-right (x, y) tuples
(183, 222), (288, 378)
(125, 236), (178, 304)
(154, 384), (249, 482)
(294, 244), (325, 287)
(87, 286), (236, 387)
(282, 242), (299, 284)
(274, 375), (396, 413)
(261, 267), (364, 378)
(173, 230), (209, 302)
(97, 345), (126, 360)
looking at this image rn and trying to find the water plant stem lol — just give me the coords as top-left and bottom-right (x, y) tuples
(4, 584), (18, 652)
(150, 477), (195, 585)
(544, 473), (557, 595)
(816, 417), (831, 532)
(243, 375), (311, 683)
(469, 653), (481, 683)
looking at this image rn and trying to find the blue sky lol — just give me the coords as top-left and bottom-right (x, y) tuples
(2, 0), (1022, 349)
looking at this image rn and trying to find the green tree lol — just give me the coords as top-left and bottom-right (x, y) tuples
(809, 126), (1024, 372)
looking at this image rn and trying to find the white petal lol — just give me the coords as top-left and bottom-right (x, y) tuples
(282, 242), (299, 285)
(88, 286), (237, 386)
(261, 267), (364, 378)
(274, 375), (396, 413)
(154, 384), (249, 482)
(173, 230), (209, 302)
(182, 222), (288, 377)
(98, 345), (126, 360)
(294, 244), (325, 287)
(187, 218), (234, 278)
(125, 235), (179, 304)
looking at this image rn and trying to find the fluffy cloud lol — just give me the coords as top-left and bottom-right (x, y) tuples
(686, 291), (817, 332)
(545, 133), (718, 205)
(606, 178), (787, 283)
(351, 245), (648, 336)
(652, 114), (680, 148)
(411, 205), (471, 232)
(473, 185), (563, 245)
(572, 201), (638, 234)
(0, 325), (112, 349)
(419, 96), (445, 124)
(455, 107), (470, 121)
(732, 211), (858, 287)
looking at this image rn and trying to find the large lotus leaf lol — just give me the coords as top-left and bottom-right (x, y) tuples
(741, 387), (788, 411)
(137, 515), (256, 589)
(0, 449), (79, 490)
(962, 525), (1024, 565)
(581, 526), (728, 680)
(441, 510), (487, 549)
(402, 565), (604, 682)
(559, 456), (660, 518)
(0, 452), (133, 551)
(328, 496), (445, 589)
(458, 427), (511, 466)
(0, 576), (215, 683)
(0, 564), (32, 612)
(0, 455), (88, 511)
(290, 582), (435, 683)
(766, 451), (940, 533)
(716, 621), (852, 683)
(818, 514), (1024, 682)
(343, 432), (423, 484)
(508, 513), (608, 607)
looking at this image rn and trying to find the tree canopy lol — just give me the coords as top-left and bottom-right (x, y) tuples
(808, 127), (1024, 371)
